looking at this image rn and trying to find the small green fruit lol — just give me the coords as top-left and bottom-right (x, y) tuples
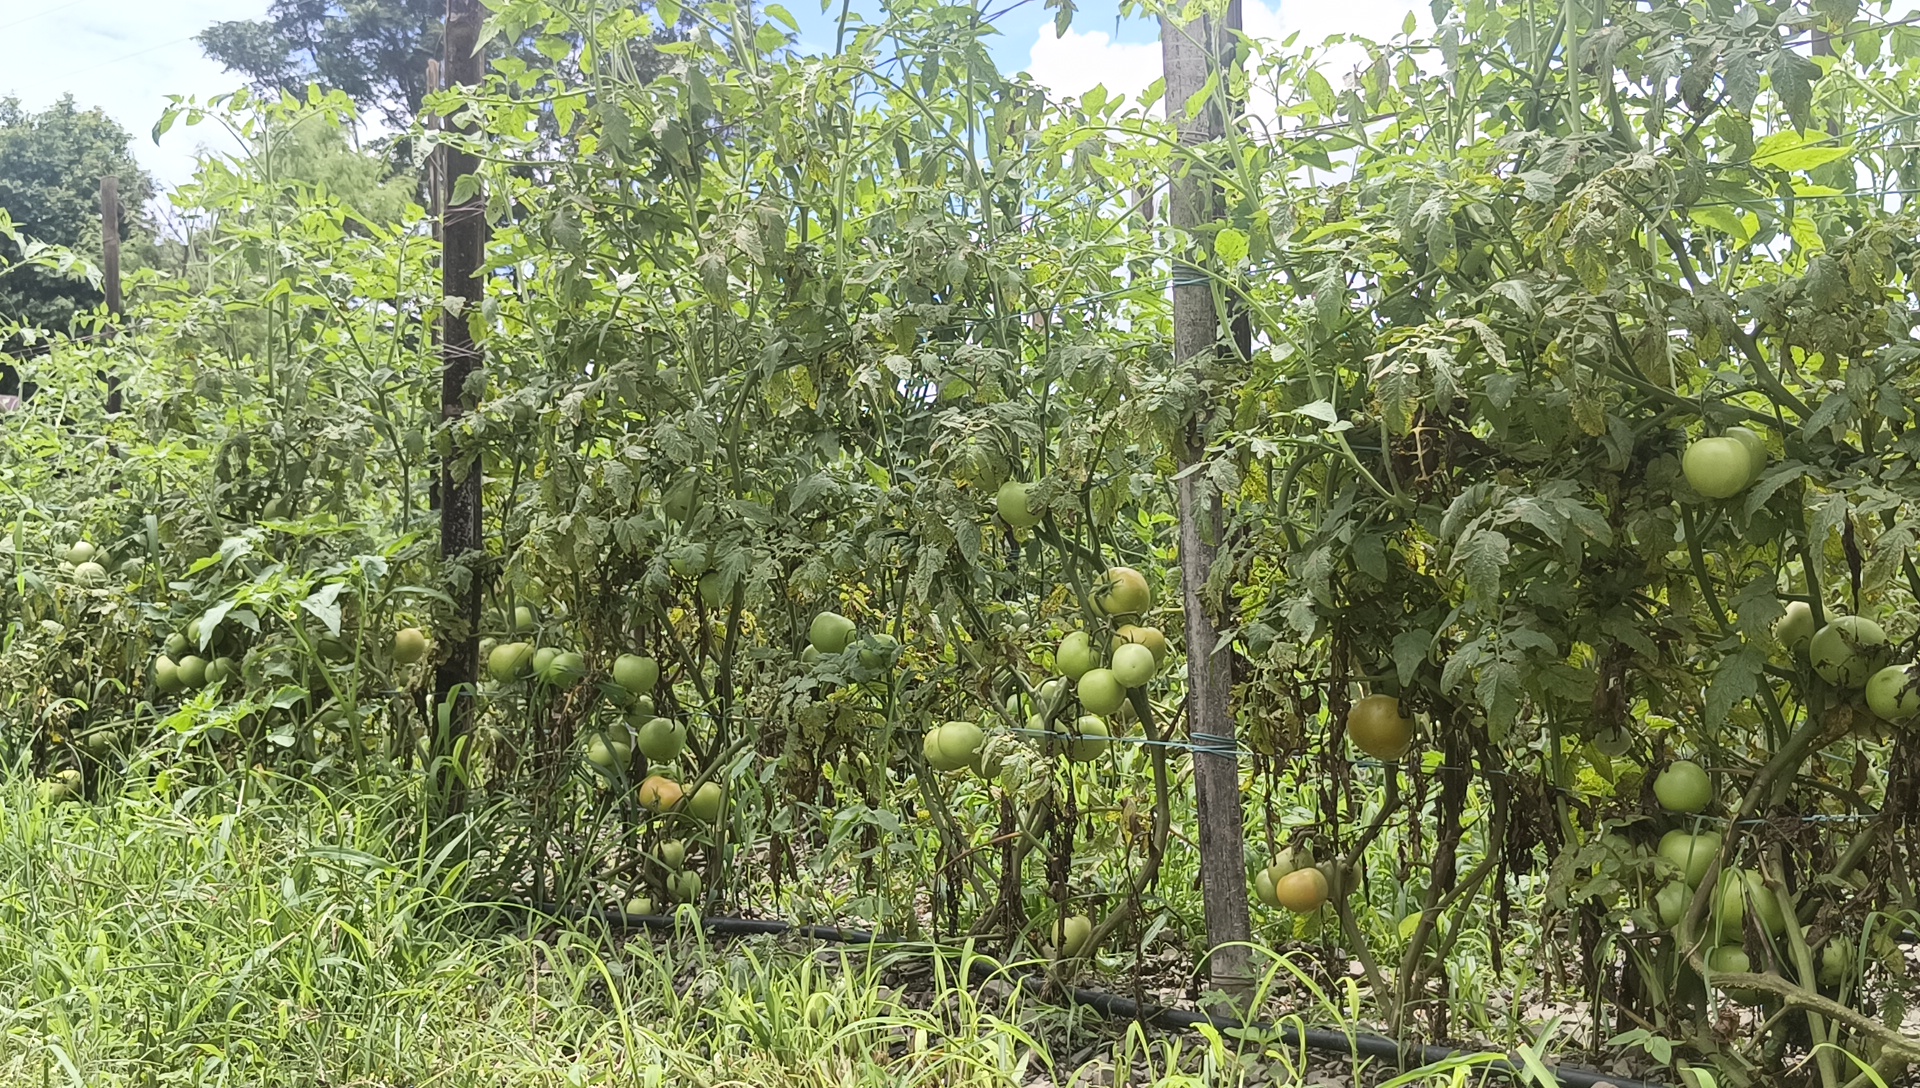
(176, 655), (209, 689)
(1653, 881), (1688, 930)
(1062, 715), (1110, 762)
(635, 717), (687, 762)
(1723, 425), (1768, 480)
(994, 480), (1041, 529)
(1810, 616), (1889, 688)
(1076, 669), (1126, 715)
(1657, 829), (1722, 887)
(1653, 760), (1712, 813)
(1682, 437), (1754, 499)
(809, 611), (857, 655)
(930, 720), (984, 772)
(685, 782), (725, 823)
(538, 650), (586, 687)
(392, 627), (428, 664)
(1865, 664), (1920, 722)
(1056, 631), (1098, 680)
(612, 653), (660, 694)
(666, 870), (702, 902)
(487, 641), (535, 683)
(1092, 566), (1151, 617)
(1110, 643), (1156, 688)
(1053, 913), (1094, 959)
(1774, 601), (1815, 652)
(858, 632), (899, 669)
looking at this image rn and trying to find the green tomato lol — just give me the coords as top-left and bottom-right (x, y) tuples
(808, 611), (857, 655)
(1092, 566), (1151, 617)
(1682, 436), (1754, 499)
(538, 650), (586, 688)
(1056, 631), (1098, 680)
(392, 627), (428, 664)
(857, 633), (899, 669)
(685, 782), (725, 823)
(612, 653), (660, 694)
(1076, 668), (1126, 716)
(1061, 715), (1110, 762)
(176, 655), (209, 689)
(1110, 643), (1156, 688)
(1657, 829), (1721, 887)
(1723, 425), (1768, 480)
(994, 480), (1041, 529)
(1810, 616), (1888, 688)
(1653, 760), (1712, 814)
(487, 641), (535, 683)
(1774, 601), (1815, 652)
(1865, 664), (1920, 722)
(635, 717), (687, 762)
(929, 720), (983, 772)
(154, 656), (185, 695)
(1653, 881), (1688, 930)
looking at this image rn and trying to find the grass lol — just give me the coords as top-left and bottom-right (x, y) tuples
(0, 768), (1537, 1087)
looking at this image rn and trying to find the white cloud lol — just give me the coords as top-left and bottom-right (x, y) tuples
(1025, 24), (1163, 109)
(1022, 0), (1425, 110)
(1, 0), (269, 195)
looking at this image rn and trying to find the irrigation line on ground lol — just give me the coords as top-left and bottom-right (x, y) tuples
(499, 902), (1666, 1088)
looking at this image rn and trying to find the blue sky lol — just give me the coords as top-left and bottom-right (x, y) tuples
(0, 0), (1422, 191)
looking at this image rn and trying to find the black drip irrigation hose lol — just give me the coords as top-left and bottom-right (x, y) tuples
(502, 902), (1665, 1088)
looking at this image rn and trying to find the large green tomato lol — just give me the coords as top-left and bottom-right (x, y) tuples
(538, 650), (586, 687)
(931, 720), (984, 772)
(1653, 760), (1712, 814)
(1112, 624), (1169, 664)
(1076, 669), (1126, 715)
(1865, 664), (1920, 722)
(1657, 829), (1721, 887)
(1056, 631), (1098, 680)
(1682, 436), (1754, 499)
(612, 653), (660, 694)
(487, 641), (535, 683)
(1053, 914), (1093, 959)
(994, 481), (1041, 528)
(1723, 425), (1768, 480)
(1653, 881), (1688, 930)
(1810, 616), (1888, 688)
(1742, 871), (1785, 937)
(1773, 601), (1815, 652)
(685, 782), (725, 823)
(635, 717), (687, 761)
(808, 611), (858, 654)
(1092, 566), (1151, 617)
(1347, 695), (1414, 761)
(392, 627), (428, 664)
(857, 633), (899, 669)
(1062, 715), (1109, 761)
(176, 655), (209, 689)
(1110, 643), (1157, 688)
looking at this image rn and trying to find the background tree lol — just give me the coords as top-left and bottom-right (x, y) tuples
(0, 96), (152, 342)
(198, 0), (685, 136)
(197, 0), (444, 132)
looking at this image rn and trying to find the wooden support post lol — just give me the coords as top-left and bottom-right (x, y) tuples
(100, 175), (122, 414)
(1159, 0), (1254, 1003)
(431, 0), (488, 830)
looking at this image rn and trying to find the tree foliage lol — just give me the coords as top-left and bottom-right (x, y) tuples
(0, 96), (150, 343)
